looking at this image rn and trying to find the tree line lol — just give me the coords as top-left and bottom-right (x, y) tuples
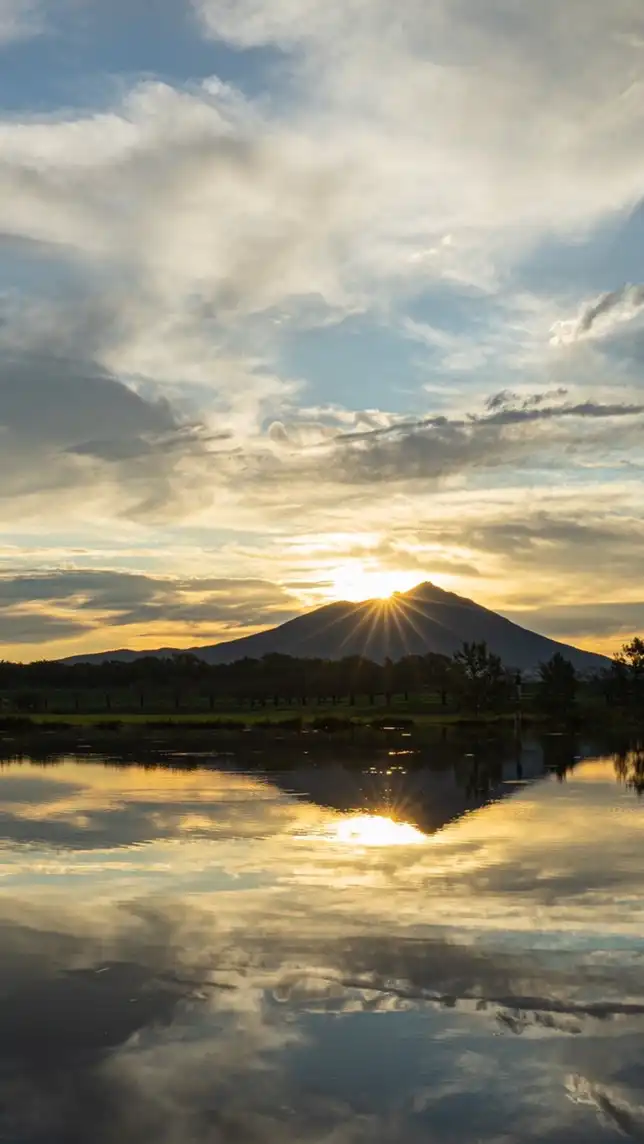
(0, 637), (643, 721)
(0, 646), (501, 713)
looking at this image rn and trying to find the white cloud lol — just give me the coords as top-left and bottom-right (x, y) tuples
(1, 3), (643, 434)
(0, 81), (370, 316)
(3, 1), (644, 339)
(197, 0), (644, 247)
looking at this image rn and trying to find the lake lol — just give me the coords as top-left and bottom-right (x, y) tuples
(1, 738), (643, 1143)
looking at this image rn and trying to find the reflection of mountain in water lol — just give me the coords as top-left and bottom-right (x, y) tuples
(270, 738), (568, 836)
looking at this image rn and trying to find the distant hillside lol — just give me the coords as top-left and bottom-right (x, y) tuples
(62, 581), (609, 674)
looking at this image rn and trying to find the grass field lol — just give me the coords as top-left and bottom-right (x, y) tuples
(18, 708), (518, 728)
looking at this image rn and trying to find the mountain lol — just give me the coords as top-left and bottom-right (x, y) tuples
(62, 581), (609, 673)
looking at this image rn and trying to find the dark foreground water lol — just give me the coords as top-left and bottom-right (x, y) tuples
(1, 741), (644, 1143)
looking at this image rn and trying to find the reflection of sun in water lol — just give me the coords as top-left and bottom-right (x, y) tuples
(328, 565), (422, 603)
(332, 814), (426, 847)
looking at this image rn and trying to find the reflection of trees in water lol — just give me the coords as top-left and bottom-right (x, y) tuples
(458, 733), (577, 799)
(462, 753), (505, 800)
(614, 744), (644, 795)
(540, 734), (578, 781)
(457, 732), (581, 801)
(450, 734), (522, 800)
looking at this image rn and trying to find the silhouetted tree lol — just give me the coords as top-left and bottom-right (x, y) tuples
(452, 641), (508, 713)
(424, 653), (454, 708)
(616, 637), (644, 675)
(536, 653), (577, 723)
(611, 637), (644, 712)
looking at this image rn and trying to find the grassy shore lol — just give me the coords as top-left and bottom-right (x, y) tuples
(7, 708), (522, 728)
(0, 709), (535, 766)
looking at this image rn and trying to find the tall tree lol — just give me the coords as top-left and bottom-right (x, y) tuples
(536, 653), (577, 723)
(612, 637), (644, 711)
(452, 641), (507, 713)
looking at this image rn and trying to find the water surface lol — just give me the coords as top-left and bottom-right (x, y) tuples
(1, 744), (644, 1142)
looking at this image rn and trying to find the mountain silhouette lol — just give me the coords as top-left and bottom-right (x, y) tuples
(63, 581), (608, 673)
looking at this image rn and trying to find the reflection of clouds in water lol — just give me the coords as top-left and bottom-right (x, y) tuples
(0, 896), (623, 1144)
(0, 904), (642, 1143)
(0, 763), (314, 850)
(3, 759), (644, 941)
(1, 757), (644, 1141)
(567, 1074), (644, 1140)
(0, 901), (428, 1142)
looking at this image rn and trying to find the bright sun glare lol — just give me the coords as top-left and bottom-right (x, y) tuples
(332, 814), (426, 847)
(328, 566), (421, 602)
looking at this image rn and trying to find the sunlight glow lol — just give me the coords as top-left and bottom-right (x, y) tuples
(331, 814), (427, 847)
(327, 565), (422, 602)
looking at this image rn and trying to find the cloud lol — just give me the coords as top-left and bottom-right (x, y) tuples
(578, 285), (644, 337)
(484, 399), (644, 426)
(503, 601), (644, 641)
(468, 513), (644, 577)
(263, 396), (644, 489)
(485, 389), (569, 412)
(401, 509), (644, 624)
(567, 1074), (644, 1139)
(0, 80), (366, 317)
(553, 284), (644, 344)
(5, 353), (635, 543)
(0, 352), (217, 522)
(338, 395), (644, 437)
(0, 611), (91, 643)
(3, 1), (644, 336)
(196, 0), (644, 248)
(0, 570), (299, 649)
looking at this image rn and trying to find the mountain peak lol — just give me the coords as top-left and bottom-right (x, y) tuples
(398, 580), (473, 606)
(62, 581), (609, 673)
(400, 579), (446, 597)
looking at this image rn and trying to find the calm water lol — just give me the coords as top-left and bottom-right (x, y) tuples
(1, 742), (644, 1143)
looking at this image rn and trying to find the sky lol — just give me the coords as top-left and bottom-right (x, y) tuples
(1, 0), (644, 661)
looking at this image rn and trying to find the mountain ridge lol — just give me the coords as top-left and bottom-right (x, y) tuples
(61, 581), (609, 674)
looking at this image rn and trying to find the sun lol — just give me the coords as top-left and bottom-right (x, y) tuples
(327, 564), (421, 603)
